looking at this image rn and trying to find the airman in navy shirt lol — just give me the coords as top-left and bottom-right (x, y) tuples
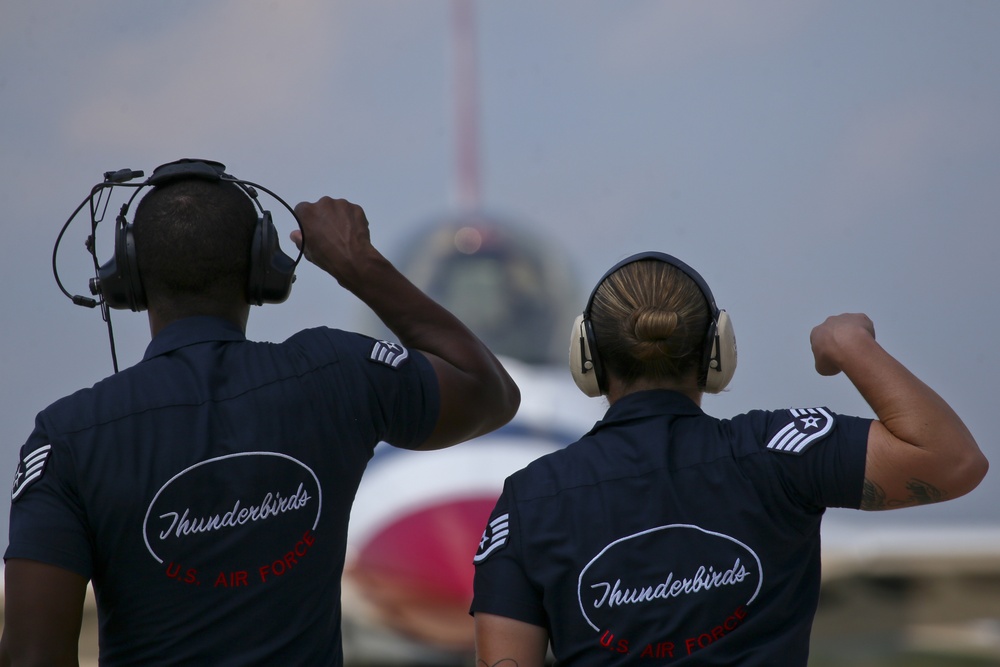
(1, 161), (520, 666)
(471, 252), (986, 666)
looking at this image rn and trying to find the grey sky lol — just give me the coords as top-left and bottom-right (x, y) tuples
(1, 1), (998, 553)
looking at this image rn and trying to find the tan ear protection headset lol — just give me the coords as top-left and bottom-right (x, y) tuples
(568, 251), (736, 397)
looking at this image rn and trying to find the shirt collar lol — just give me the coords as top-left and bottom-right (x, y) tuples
(585, 389), (704, 437)
(143, 316), (247, 362)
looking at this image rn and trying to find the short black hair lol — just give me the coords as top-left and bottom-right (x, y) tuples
(132, 179), (256, 307)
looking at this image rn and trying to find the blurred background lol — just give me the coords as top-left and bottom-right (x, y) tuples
(1, 2), (999, 665)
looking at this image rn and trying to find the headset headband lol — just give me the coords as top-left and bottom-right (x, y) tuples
(146, 158), (228, 186)
(582, 251), (720, 322)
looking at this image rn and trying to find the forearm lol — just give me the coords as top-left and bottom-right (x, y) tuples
(1, 560), (86, 667)
(336, 246), (519, 447)
(835, 328), (986, 504)
(475, 613), (549, 667)
(340, 248), (481, 355)
(840, 334), (968, 450)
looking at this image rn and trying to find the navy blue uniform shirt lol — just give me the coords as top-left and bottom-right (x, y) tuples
(472, 390), (870, 666)
(7, 316), (439, 666)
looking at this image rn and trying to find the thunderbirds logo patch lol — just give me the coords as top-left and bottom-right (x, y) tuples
(765, 408), (835, 455)
(369, 341), (409, 368)
(474, 513), (510, 563)
(11, 444), (51, 501)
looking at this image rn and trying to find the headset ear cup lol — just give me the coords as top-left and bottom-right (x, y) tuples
(703, 310), (737, 394)
(122, 224), (147, 311)
(95, 223), (146, 311)
(248, 215), (267, 306)
(248, 211), (296, 306)
(569, 314), (602, 398)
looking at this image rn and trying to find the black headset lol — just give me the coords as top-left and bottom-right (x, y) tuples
(87, 159), (299, 311)
(568, 251), (737, 397)
(52, 158), (304, 371)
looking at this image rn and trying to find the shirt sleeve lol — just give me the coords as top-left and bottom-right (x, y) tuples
(351, 334), (440, 450)
(755, 408), (871, 511)
(470, 479), (549, 628)
(5, 418), (94, 579)
(289, 328), (441, 451)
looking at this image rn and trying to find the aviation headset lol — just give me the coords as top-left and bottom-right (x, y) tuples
(53, 158), (303, 371)
(568, 251), (737, 398)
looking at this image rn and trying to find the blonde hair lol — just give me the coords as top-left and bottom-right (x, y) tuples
(590, 259), (709, 387)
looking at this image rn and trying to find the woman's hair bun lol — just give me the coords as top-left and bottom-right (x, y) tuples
(626, 306), (682, 362)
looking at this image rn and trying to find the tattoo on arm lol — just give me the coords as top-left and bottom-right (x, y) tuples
(478, 660), (520, 667)
(861, 477), (945, 510)
(861, 478), (887, 510)
(902, 478), (945, 505)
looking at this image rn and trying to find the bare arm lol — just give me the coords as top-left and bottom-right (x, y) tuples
(0, 559), (87, 667)
(810, 313), (988, 510)
(475, 613), (549, 667)
(290, 197), (519, 450)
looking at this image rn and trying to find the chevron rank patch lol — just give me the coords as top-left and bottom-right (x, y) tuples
(369, 340), (410, 368)
(473, 512), (510, 564)
(765, 408), (835, 455)
(11, 444), (51, 501)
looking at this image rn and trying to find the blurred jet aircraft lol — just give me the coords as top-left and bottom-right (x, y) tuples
(340, 4), (608, 658)
(341, 215), (605, 663)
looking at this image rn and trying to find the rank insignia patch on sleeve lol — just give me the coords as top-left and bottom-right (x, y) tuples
(369, 341), (410, 368)
(766, 408), (835, 455)
(11, 444), (51, 501)
(473, 513), (510, 564)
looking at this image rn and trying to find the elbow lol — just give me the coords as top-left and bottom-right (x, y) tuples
(498, 375), (521, 427)
(474, 370), (521, 436)
(477, 374), (521, 435)
(420, 368), (521, 451)
(941, 443), (989, 501)
(954, 448), (989, 499)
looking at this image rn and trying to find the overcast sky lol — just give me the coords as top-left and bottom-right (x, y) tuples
(1, 1), (998, 552)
